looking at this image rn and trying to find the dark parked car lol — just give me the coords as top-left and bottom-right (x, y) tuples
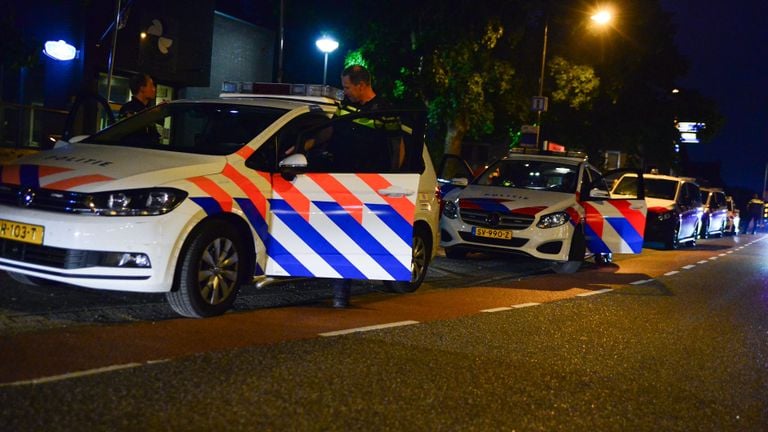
(612, 174), (702, 249)
(699, 187), (728, 238)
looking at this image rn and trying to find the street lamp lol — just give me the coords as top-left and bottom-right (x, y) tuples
(535, 7), (615, 150)
(315, 36), (339, 85)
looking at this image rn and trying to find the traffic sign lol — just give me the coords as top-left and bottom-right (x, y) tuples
(531, 96), (548, 112)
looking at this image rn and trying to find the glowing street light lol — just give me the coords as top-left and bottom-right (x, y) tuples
(315, 36), (339, 85)
(591, 9), (614, 26)
(534, 7), (616, 149)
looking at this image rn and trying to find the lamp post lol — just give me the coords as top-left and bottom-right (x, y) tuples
(535, 7), (614, 150)
(315, 36), (339, 85)
(534, 20), (549, 150)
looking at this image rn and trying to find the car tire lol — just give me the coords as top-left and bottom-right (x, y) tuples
(551, 226), (585, 274)
(595, 253), (613, 265)
(665, 224), (680, 250)
(166, 220), (246, 318)
(384, 226), (431, 294)
(688, 222), (699, 247)
(444, 246), (468, 259)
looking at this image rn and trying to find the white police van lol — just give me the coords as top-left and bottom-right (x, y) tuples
(439, 149), (647, 272)
(0, 84), (440, 317)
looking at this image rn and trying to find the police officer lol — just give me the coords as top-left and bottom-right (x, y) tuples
(742, 193), (764, 234)
(330, 65), (398, 308)
(119, 73), (156, 118)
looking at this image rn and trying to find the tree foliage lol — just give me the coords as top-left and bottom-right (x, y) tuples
(289, 0), (719, 173)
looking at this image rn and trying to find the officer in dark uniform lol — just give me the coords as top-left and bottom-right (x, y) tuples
(329, 65), (405, 308)
(119, 73), (156, 118)
(119, 73), (161, 146)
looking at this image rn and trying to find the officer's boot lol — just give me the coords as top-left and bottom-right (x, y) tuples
(332, 280), (351, 308)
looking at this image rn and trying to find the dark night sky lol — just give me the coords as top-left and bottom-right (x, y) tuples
(660, 0), (768, 194)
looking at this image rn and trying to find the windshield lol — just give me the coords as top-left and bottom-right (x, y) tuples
(87, 103), (286, 155)
(615, 176), (677, 200)
(474, 159), (580, 193)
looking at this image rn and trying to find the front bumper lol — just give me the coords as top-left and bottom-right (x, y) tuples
(0, 203), (201, 292)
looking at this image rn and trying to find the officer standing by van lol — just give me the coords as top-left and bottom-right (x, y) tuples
(330, 65), (402, 308)
(741, 193), (764, 234)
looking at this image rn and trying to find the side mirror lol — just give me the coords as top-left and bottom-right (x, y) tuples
(589, 188), (610, 199)
(278, 153), (308, 181)
(450, 177), (469, 187)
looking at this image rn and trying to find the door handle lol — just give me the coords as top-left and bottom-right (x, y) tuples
(378, 186), (415, 198)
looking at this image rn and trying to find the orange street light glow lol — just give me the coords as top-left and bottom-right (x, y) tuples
(591, 10), (613, 25)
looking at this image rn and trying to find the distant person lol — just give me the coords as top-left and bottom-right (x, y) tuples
(119, 73), (157, 119)
(741, 193), (764, 234)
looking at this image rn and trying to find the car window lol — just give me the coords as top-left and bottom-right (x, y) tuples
(681, 183), (701, 206)
(473, 159), (580, 193)
(88, 103), (286, 155)
(295, 109), (426, 174)
(615, 176), (676, 200)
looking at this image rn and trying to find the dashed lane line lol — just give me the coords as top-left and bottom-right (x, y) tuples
(682, 265), (696, 270)
(1, 359), (171, 387)
(576, 288), (613, 297)
(319, 320), (419, 337)
(664, 270), (680, 276)
(512, 302), (541, 308)
(630, 279), (654, 285)
(481, 307), (513, 313)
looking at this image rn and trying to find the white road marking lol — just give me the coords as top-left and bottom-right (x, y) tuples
(709, 256), (719, 260)
(512, 302), (541, 308)
(576, 288), (613, 297)
(319, 320), (419, 337)
(664, 270), (680, 276)
(718, 253), (727, 257)
(630, 279), (654, 285)
(481, 307), (513, 313)
(726, 251), (734, 254)
(682, 265), (696, 270)
(2, 363), (143, 387)
(697, 260), (709, 264)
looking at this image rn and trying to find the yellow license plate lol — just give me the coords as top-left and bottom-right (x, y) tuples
(0, 219), (45, 245)
(474, 227), (513, 240)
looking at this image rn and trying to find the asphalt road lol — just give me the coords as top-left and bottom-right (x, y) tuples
(1, 235), (767, 431)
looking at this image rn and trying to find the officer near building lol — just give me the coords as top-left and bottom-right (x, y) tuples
(119, 73), (157, 118)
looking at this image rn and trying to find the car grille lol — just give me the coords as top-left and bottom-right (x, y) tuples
(0, 184), (88, 213)
(459, 209), (535, 230)
(0, 238), (98, 269)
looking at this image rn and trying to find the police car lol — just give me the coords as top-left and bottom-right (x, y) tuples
(0, 84), (440, 317)
(439, 149), (647, 272)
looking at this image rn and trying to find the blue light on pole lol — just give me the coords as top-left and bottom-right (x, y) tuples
(315, 36), (339, 85)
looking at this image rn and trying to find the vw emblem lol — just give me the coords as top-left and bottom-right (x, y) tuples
(18, 188), (35, 207)
(485, 212), (501, 227)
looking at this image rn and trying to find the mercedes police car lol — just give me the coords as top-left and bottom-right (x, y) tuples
(0, 84), (440, 317)
(439, 149), (647, 273)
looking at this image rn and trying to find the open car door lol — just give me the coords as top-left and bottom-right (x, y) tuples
(581, 169), (646, 254)
(266, 109), (425, 282)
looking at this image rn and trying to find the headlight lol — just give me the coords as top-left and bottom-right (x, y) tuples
(77, 188), (188, 216)
(536, 211), (570, 229)
(443, 200), (459, 219)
